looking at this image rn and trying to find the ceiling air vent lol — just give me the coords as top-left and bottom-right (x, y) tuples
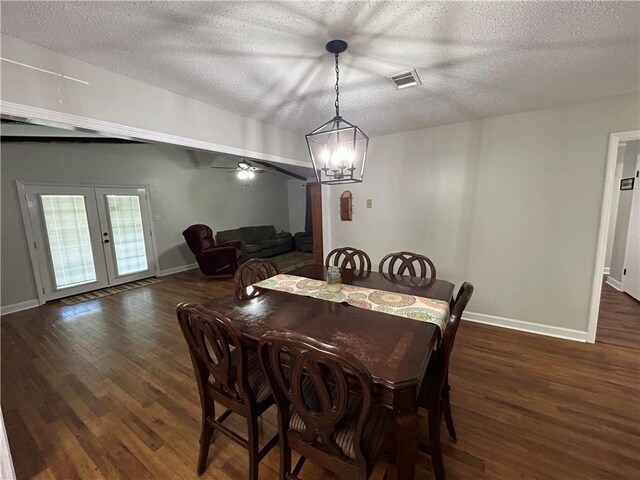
(387, 69), (422, 90)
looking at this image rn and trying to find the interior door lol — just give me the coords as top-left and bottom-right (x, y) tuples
(622, 155), (640, 301)
(25, 185), (109, 301)
(95, 187), (157, 285)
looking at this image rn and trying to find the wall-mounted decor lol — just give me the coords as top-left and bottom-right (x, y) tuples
(340, 191), (353, 221)
(621, 177), (635, 190)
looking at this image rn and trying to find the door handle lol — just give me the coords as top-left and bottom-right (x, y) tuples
(104, 239), (110, 244)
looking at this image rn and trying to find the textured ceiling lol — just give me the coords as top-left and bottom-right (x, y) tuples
(1, 1), (639, 137)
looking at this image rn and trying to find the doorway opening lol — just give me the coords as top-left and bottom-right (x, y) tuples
(589, 132), (640, 347)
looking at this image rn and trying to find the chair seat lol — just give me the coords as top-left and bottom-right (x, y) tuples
(289, 387), (390, 460)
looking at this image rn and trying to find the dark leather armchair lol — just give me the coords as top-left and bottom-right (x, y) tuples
(182, 224), (242, 276)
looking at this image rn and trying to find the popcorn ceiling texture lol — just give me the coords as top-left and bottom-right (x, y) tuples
(1, 1), (638, 136)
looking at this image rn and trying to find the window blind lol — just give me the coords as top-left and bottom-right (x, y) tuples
(41, 195), (97, 289)
(107, 195), (148, 276)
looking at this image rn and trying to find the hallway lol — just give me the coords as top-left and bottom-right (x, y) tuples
(596, 281), (640, 349)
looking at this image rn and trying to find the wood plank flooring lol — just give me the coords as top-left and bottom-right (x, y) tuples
(596, 281), (640, 349)
(2, 269), (639, 480)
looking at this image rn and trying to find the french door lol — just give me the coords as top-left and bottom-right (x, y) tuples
(24, 184), (156, 301)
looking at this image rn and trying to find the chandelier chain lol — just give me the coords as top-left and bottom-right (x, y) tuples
(334, 53), (340, 117)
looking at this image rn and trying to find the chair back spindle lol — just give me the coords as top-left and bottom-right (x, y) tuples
(177, 304), (251, 404)
(259, 331), (377, 478)
(379, 251), (436, 280)
(234, 259), (280, 300)
(325, 247), (372, 273)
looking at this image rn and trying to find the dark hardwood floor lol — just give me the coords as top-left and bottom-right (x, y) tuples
(1, 269), (639, 480)
(596, 281), (640, 349)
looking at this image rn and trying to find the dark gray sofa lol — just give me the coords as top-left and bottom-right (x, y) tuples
(215, 225), (292, 260)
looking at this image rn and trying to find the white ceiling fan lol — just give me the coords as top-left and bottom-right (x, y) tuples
(210, 159), (268, 181)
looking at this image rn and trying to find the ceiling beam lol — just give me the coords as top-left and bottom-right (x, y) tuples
(252, 160), (309, 181)
(0, 136), (142, 144)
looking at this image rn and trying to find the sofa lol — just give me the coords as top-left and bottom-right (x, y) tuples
(215, 225), (293, 260)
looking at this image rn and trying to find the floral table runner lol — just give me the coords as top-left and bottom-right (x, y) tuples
(253, 274), (450, 333)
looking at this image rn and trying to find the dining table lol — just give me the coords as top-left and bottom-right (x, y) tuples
(205, 264), (455, 480)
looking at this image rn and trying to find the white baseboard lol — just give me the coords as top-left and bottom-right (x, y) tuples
(158, 263), (198, 277)
(603, 267), (611, 275)
(605, 276), (623, 291)
(0, 266), (198, 313)
(462, 311), (588, 343)
(1, 299), (40, 316)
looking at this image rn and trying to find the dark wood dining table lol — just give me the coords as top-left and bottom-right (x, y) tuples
(205, 264), (455, 480)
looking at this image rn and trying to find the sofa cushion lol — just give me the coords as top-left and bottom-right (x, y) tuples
(216, 229), (244, 245)
(256, 225), (277, 239)
(239, 226), (261, 243)
(257, 237), (290, 249)
(273, 231), (291, 240)
(244, 243), (263, 254)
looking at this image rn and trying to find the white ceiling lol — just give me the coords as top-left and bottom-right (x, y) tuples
(1, 1), (639, 137)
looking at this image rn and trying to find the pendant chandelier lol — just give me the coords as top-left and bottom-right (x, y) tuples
(306, 40), (368, 185)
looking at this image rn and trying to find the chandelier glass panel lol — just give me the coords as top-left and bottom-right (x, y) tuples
(306, 40), (368, 185)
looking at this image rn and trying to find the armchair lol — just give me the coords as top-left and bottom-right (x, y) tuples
(294, 231), (313, 252)
(182, 224), (242, 276)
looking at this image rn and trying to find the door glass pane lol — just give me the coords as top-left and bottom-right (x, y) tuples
(106, 195), (148, 275)
(41, 195), (97, 289)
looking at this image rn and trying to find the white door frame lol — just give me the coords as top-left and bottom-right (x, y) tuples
(17, 181), (160, 306)
(587, 130), (640, 343)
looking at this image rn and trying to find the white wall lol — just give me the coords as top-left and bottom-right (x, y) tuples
(0, 34), (309, 167)
(329, 93), (640, 333)
(605, 143), (627, 271)
(609, 140), (640, 282)
(287, 179), (308, 234)
(1, 142), (292, 307)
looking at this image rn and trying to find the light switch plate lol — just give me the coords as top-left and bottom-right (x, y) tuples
(366, 199), (372, 208)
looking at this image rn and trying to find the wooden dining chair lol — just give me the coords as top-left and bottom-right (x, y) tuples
(234, 258), (280, 300)
(176, 303), (278, 478)
(378, 251), (437, 281)
(258, 331), (390, 480)
(416, 282), (474, 480)
(325, 247), (372, 273)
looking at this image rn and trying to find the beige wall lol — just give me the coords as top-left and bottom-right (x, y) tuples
(609, 140), (640, 282)
(329, 93), (640, 332)
(605, 144), (627, 270)
(287, 179), (308, 235)
(1, 142), (292, 306)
